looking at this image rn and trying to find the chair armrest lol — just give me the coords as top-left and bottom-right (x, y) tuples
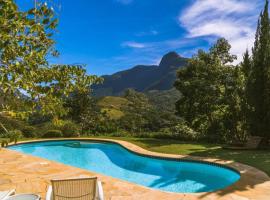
(96, 181), (104, 200)
(1, 189), (16, 200)
(8, 189), (15, 197)
(45, 185), (52, 200)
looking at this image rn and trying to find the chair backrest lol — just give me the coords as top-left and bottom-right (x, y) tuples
(51, 177), (97, 200)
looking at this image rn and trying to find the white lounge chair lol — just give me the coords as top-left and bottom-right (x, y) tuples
(46, 177), (104, 200)
(0, 189), (15, 200)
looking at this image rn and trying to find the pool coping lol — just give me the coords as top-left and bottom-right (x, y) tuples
(8, 138), (241, 175)
(4, 138), (270, 200)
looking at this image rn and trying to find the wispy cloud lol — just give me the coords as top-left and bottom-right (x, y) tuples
(122, 38), (200, 51)
(122, 41), (146, 48)
(103, 0), (265, 74)
(115, 0), (133, 5)
(179, 0), (264, 62)
(118, 37), (203, 69)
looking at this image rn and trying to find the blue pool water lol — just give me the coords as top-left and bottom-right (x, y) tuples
(8, 140), (240, 193)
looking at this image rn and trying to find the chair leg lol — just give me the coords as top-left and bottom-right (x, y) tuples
(45, 186), (52, 200)
(96, 181), (104, 200)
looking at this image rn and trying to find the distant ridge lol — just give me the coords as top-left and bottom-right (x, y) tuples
(93, 52), (188, 96)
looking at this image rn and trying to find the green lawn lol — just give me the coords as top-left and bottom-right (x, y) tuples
(2, 137), (270, 176)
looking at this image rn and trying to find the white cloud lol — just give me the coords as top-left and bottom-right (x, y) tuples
(116, 0), (133, 5)
(118, 37), (202, 68)
(122, 41), (146, 48)
(122, 37), (200, 52)
(179, 0), (264, 62)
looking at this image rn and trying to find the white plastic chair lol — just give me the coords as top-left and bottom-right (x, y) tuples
(46, 177), (104, 200)
(0, 189), (15, 200)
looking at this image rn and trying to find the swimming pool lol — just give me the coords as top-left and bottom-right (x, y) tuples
(8, 140), (240, 193)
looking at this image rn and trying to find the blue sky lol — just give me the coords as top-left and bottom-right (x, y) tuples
(19, 0), (265, 75)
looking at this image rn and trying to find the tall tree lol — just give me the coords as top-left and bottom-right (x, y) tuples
(247, 0), (270, 138)
(175, 38), (249, 143)
(174, 38), (238, 142)
(0, 0), (101, 119)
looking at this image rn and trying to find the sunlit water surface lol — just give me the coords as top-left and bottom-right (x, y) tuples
(9, 140), (240, 193)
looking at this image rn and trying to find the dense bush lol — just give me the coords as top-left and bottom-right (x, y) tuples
(81, 109), (119, 135)
(107, 130), (130, 137)
(22, 126), (37, 138)
(28, 112), (51, 125)
(1, 140), (9, 147)
(60, 121), (80, 137)
(0, 114), (28, 133)
(169, 122), (199, 140)
(42, 130), (63, 138)
(94, 120), (118, 134)
(36, 122), (59, 136)
(151, 131), (174, 139)
(8, 130), (23, 144)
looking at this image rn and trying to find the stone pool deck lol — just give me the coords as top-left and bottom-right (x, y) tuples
(0, 138), (270, 200)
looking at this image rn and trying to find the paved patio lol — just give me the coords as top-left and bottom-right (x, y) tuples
(0, 138), (270, 200)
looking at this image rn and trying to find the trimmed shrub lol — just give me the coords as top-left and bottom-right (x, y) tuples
(42, 130), (63, 138)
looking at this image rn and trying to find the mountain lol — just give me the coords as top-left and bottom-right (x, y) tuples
(93, 52), (188, 96)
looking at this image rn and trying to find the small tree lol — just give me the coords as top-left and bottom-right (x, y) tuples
(121, 89), (152, 134)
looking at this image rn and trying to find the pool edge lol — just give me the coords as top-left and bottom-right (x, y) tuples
(5, 138), (259, 177)
(4, 138), (270, 199)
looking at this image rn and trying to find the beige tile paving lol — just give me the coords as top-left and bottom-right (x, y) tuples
(0, 138), (269, 200)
